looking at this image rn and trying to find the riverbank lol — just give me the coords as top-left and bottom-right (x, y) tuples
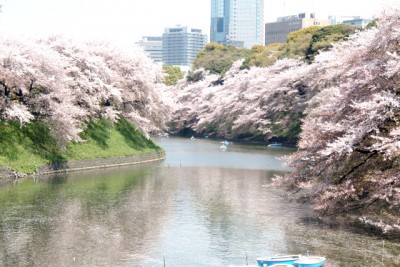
(0, 119), (164, 179)
(0, 151), (165, 180)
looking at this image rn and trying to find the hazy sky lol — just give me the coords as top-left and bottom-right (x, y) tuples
(0, 0), (395, 48)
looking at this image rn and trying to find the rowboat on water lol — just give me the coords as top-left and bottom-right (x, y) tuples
(294, 256), (326, 267)
(256, 255), (326, 267)
(267, 143), (282, 147)
(256, 255), (300, 266)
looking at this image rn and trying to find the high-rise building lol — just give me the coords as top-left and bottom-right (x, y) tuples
(136, 36), (163, 63)
(162, 25), (207, 67)
(210, 0), (264, 49)
(265, 13), (331, 45)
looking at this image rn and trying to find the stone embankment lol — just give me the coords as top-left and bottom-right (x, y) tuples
(0, 151), (166, 179)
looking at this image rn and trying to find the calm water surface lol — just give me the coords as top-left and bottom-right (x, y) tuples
(0, 137), (399, 267)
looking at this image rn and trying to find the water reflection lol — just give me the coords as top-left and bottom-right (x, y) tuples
(0, 137), (399, 266)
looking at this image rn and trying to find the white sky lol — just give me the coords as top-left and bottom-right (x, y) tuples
(0, 0), (396, 48)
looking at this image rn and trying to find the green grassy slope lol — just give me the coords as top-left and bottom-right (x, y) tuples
(0, 118), (162, 173)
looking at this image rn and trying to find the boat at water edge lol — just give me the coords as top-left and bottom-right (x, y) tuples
(267, 143), (282, 147)
(294, 256), (326, 267)
(256, 255), (300, 267)
(263, 264), (294, 267)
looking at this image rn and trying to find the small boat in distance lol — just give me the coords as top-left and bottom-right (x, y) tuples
(219, 140), (229, 151)
(256, 255), (300, 267)
(267, 142), (282, 147)
(294, 256), (326, 267)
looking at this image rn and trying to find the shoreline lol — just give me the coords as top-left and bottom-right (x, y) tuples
(0, 151), (166, 180)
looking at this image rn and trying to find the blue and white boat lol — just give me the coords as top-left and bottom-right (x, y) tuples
(294, 256), (326, 267)
(267, 143), (282, 147)
(264, 264), (293, 267)
(256, 255), (300, 267)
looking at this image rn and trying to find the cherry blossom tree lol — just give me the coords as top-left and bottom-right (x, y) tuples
(278, 6), (400, 232)
(169, 5), (400, 233)
(169, 58), (320, 141)
(0, 35), (172, 147)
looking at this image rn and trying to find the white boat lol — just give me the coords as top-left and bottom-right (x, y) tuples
(256, 254), (300, 266)
(267, 142), (282, 147)
(219, 144), (227, 150)
(294, 256), (326, 267)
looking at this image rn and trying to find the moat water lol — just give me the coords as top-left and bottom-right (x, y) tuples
(0, 137), (399, 266)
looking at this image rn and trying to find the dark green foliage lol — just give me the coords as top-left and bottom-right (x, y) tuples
(192, 43), (251, 75)
(163, 66), (184, 86)
(280, 26), (321, 60)
(366, 19), (378, 29)
(186, 70), (205, 83)
(306, 24), (357, 61)
(115, 117), (160, 151)
(80, 119), (111, 148)
(241, 43), (284, 69)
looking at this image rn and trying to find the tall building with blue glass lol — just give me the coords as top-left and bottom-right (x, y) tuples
(162, 25), (207, 67)
(210, 0), (264, 48)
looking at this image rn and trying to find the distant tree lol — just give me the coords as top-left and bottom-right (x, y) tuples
(280, 26), (321, 59)
(204, 42), (224, 51)
(192, 43), (251, 75)
(306, 24), (357, 61)
(186, 69), (206, 83)
(366, 19), (378, 29)
(241, 43), (284, 69)
(163, 66), (184, 86)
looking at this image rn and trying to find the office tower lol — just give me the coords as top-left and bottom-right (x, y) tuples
(265, 13), (331, 45)
(136, 36), (163, 63)
(162, 25), (207, 67)
(210, 0), (264, 48)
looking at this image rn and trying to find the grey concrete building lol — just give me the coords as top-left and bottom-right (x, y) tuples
(265, 13), (331, 45)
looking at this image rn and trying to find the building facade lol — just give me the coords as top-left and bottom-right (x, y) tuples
(210, 0), (264, 49)
(136, 36), (163, 63)
(162, 26), (207, 67)
(265, 13), (331, 45)
(328, 15), (361, 25)
(342, 18), (372, 28)
(329, 16), (372, 28)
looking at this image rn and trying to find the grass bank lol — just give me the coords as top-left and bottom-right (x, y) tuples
(0, 118), (162, 173)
